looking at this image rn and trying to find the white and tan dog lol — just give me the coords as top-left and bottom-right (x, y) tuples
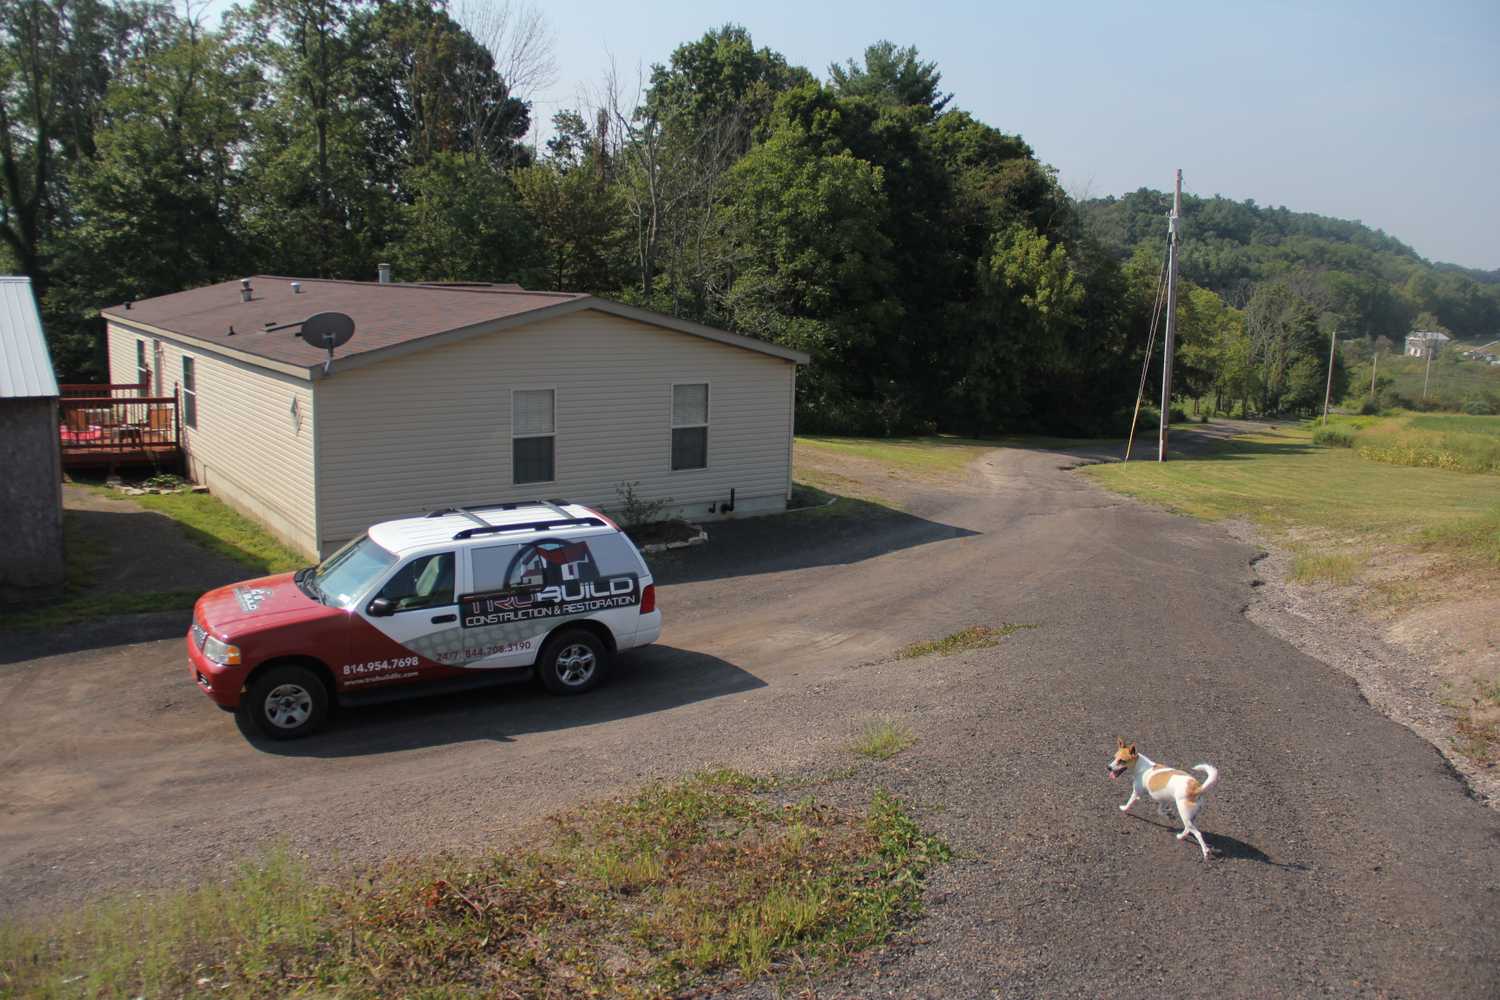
(1107, 739), (1219, 860)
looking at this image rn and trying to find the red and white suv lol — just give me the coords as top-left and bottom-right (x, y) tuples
(188, 500), (661, 739)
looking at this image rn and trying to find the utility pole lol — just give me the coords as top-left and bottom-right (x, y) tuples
(1158, 169), (1182, 462)
(1322, 326), (1337, 424)
(1370, 344), (1379, 395)
(1422, 339), (1434, 401)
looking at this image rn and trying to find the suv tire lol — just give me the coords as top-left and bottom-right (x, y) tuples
(538, 629), (609, 695)
(243, 663), (330, 739)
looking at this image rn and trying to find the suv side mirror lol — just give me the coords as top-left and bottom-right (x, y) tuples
(367, 597), (396, 617)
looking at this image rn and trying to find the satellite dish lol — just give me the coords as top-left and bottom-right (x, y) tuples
(299, 311), (355, 351)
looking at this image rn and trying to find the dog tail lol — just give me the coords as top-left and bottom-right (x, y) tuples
(1192, 764), (1218, 795)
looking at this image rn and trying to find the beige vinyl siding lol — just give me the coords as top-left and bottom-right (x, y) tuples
(107, 322), (318, 556)
(314, 309), (793, 553)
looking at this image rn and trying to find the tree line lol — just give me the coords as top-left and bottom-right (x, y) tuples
(7, 2), (1475, 433)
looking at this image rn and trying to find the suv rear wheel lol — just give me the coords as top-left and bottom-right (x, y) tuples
(538, 629), (609, 695)
(243, 663), (329, 739)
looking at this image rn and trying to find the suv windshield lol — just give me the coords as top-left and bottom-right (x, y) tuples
(311, 534), (397, 609)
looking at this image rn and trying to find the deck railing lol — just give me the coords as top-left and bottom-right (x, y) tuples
(59, 393), (180, 467)
(60, 381), (149, 399)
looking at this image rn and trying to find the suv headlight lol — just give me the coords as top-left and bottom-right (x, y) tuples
(202, 635), (242, 666)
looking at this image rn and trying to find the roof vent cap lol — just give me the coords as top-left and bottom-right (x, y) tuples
(377, 263), (392, 284)
(240, 277), (253, 302)
(290, 281), (302, 294)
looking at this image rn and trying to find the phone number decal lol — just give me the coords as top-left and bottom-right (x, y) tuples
(342, 656), (419, 676)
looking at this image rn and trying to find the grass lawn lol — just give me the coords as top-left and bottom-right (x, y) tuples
(1360, 351), (1500, 409)
(797, 435), (1011, 479)
(0, 487), (308, 632)
(1084, 422), (1500, 571)
(0, 771), (947, 999)
(126, 490), (306, 576)
(1314, 411), (1500, 474)
(795, 433), (1111, 510)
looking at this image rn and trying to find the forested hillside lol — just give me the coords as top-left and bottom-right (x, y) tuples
(1081, 190), (1500, 342)
(4, 2), (1493, 433)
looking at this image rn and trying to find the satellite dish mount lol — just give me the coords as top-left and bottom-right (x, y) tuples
(265, 311), (356, 374)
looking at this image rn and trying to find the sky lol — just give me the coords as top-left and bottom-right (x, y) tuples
(208, 0), (1500, 269)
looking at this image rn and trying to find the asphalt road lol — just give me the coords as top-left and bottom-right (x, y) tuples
(2, 433), (1497, 997)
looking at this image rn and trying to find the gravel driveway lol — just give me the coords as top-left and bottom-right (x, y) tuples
(1, 435), (1497, 997)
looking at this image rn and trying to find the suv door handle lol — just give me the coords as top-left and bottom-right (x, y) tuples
(430, 613), (457, 624)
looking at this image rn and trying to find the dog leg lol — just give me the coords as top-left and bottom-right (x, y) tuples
(1174, 800), (1212, 860)
(1119, 789), (1140, 813)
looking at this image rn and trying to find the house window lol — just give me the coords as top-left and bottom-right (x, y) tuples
(181, 357), (197, 428)
(671, 383), (708, 471)
(136, 340), (149, 389)
(512, 389), (555, 484)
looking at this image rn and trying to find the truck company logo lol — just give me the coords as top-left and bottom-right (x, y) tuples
(459, 538), (637, 628)
(460, 576), (638, 628)
(233, 586), (272, 613)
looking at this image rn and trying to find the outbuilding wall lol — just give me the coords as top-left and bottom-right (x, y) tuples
(108, 322), (319, 557)
(312, 308), (794, 555)
(0, 397), (64, 590)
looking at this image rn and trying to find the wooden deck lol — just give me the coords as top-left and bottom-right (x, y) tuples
(59, 385), (183, 472)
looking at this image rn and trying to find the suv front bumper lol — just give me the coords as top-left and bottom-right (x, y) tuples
(187, 630), (249, 710)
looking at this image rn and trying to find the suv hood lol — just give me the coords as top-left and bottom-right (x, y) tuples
(197, 572), (340, 632)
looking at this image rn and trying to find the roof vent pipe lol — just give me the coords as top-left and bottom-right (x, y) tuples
(290, 281), (302, 294)
(378, 263), (392, 284)
(240, 277), (253, 302)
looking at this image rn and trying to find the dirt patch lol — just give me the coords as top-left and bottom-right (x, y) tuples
(0, 485), (258, 662)
(625, 518), (702, 549)
(1230, 520), (1500, 806)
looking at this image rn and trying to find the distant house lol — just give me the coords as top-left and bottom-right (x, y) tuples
(0, 276), (64, 592)
(101, 274), (808, 558)
(1405, 330), (1451, 357)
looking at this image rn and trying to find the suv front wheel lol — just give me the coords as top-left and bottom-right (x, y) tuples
(243, 663), (330, 739)
(537, 629), (609, 695)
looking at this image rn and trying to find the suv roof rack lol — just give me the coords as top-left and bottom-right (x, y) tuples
(424, 498), (572, 520)
(451, 516), (605, 541)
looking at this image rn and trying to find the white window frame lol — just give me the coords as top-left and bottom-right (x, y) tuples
(669, 381), (710, 473)
(136, 339), (149, 389)
(510, 386), (557, 485)
(181, 355), (197, 428)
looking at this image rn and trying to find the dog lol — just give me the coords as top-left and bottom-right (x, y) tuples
(1107, 739), (1219, 860)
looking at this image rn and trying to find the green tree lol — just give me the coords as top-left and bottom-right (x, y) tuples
(1246, 279), (1321, 412)
(0, 0), (173, 295)
(348, 0), (530, 177)
(233, 0), (390, 277)
(44, 20), (261, 376)
(828, 40), (951, 114)
(386, 152), (540, 283)
(722, 105), (901, 431)
(512, 160), (625, 291)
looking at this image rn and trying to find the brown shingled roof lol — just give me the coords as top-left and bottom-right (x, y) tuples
(101, 275), (810, 373)
(101, 276), (587, 369)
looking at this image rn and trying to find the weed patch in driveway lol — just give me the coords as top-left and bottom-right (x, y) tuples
(850, 718), (917, 760)
(0, 770), (947, 999)
(897, 624), (1036, 660)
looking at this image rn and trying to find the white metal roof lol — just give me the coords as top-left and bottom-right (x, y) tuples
(367, 501), (615, 555)
(0, 276), (59, 398)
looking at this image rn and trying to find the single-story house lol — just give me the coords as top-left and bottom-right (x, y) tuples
(0, 276), (65, 592)
(102, 274), (808, 558)
(1405, 330), (1450, 357)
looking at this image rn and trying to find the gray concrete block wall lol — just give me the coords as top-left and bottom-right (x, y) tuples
(0, 398), (65, 591)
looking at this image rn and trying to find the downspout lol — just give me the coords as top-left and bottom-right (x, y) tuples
(786, 364), (796, 501)
(310, 380), (323, 559)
